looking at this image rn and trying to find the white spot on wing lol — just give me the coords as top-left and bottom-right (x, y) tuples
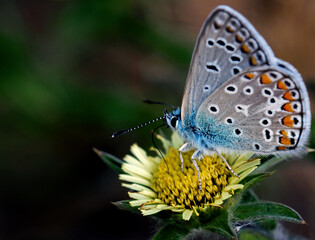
(235, 104), (250, 117)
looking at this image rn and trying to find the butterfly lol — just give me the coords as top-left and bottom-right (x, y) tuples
(113, 5), (311, 190)
(163, 5), (311, 186)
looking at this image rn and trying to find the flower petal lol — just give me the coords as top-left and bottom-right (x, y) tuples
(223, 184), (244, 191)
(234, 158), (261, 175)
(130, 144), (155, 170)
(229, 166), (258, 184)
(141, 208), (163, 216)
(129, 199), (150, 207)
(129, 192), (152, 201)
(123, 155), (144, 168)
(122, 163), (153, 180)
(232, 152), (254, 168)
(122, 183), (156, 198)
(119, 174), (151, 186)
(182, 209), (193, 221)
(171, 132), (184, 149)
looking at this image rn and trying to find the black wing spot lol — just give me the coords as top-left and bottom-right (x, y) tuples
(270, 72), (277, 78)
(234, 128), (241, 135)
(237, 105), (243, 110)
(262, 120), (269, 125)
(226, 45), (235, 52)
(226, 118), (233, 124)
(254, 144), (260, 150)
(233, 68), (240, 75)
(265, 129), (271, 139)
(217, 39), (225, 46)
(284, 80), (292, 87)
(231, 55), (241, 62)
(206, 64), (219, 72)
(207, 39), (214, 46)
(227, 86), (235, 91)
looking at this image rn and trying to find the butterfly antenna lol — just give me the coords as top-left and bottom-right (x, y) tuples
(143, 99), (177, 110)
(111, 116), (165, 138)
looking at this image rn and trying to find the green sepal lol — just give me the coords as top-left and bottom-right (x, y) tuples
(202, 209), (236, 239)
(232, 202), (305, 224)
(93, 148), (124, 174)
(152, 224), (190, 240)
(112, 200), (140, 214)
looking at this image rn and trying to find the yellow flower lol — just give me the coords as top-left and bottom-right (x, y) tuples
(119, 132), (261, 221)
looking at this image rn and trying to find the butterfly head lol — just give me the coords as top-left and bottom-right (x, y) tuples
(164, 107), (181, 130)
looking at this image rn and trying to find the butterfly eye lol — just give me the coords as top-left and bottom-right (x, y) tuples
(170, 116), (178, 128)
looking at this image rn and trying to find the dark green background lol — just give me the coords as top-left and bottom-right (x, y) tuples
(0, 0), (314, 239)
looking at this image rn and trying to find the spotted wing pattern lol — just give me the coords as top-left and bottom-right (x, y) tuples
(181, 5), (276, 126)
(195, 66), (311, 154)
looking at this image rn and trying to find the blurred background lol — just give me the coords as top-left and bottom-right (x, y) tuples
(0, 0), (314, 239)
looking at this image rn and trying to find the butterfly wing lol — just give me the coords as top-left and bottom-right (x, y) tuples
(195, 66), (311, 154)
(181, 5), (276, 126)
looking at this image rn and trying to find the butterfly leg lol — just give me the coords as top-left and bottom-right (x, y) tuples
(178, 142), (194, 172)
(215, 149), (240, 178)
(191, 150), (203, 192)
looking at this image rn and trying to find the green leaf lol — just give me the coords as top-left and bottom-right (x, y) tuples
(93, 148), (124, 174)
(152, 224), (190, 240)
(203, 210), (236, 239)
(112, 200), (140, 214)
(232, 202), (305, 224)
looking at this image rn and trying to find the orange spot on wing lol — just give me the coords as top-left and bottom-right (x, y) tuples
(277, 146), (287, 151)
(241, 44), (251, 53)
(226, 26), (234, 33)
(235, 34), (243, 42)
(277, 81), (287, 90)
(280, 130), (288, 137)
(282, 103), (294, 112)
(283, 91), (294, 101)
(282, 116), (294, 127)
(245, 72), (255, 79)
(280, 137), (291, 145)
(250, 56), (258, 66)
(260, 73), (272, 84)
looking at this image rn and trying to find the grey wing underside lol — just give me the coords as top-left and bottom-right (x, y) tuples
(181, 5), (276, 126)
(195, 66), (311, 155)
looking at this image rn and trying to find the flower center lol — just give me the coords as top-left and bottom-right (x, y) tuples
(152, 147), (231, 209)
